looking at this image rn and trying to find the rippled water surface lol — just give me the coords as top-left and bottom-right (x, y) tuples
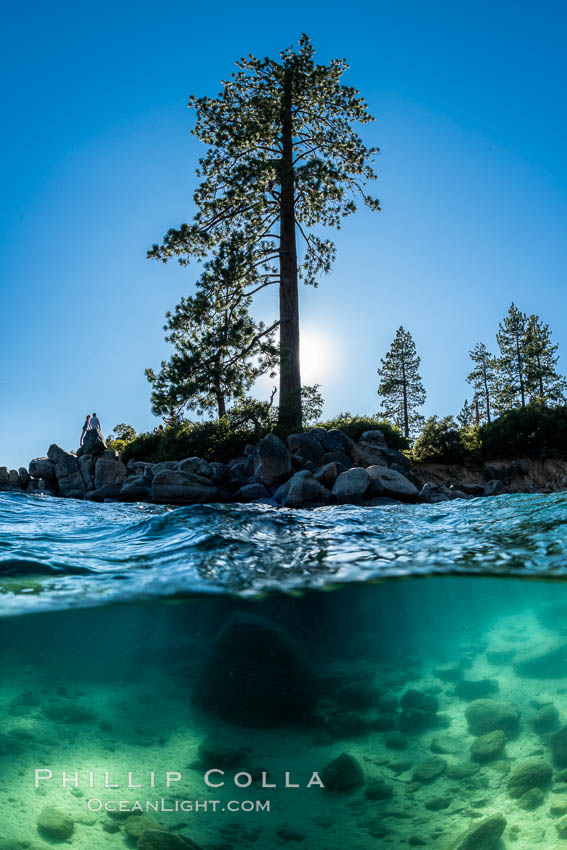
(2, 490), (567, 615)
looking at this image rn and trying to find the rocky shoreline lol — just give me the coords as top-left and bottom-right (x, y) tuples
(1, 427), (565, 508)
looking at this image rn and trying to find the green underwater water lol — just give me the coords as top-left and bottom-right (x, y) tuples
(3, 576), (567, 849)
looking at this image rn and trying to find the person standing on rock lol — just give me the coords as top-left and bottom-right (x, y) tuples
(80, 414), (91, 446)
(91, 413), (101, 435)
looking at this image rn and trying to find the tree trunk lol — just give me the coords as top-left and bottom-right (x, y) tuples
(515, 332), (526, 407)
(482, 364), (491, 424)
(401, 357), (409, 440)
(214, 373), (226, 419)
(277, 70), (302, 434)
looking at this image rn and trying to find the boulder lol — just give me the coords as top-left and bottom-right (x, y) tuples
(350, 443), (389, 468)
(313, 462), (341, 489)
(455, 678), (499, 700)
(451, 814), (506, 850)
(253, 434), (291, 489)
(507, 758), (552, 798)
(557, 815), (567, 839)
(320, 450), (352, 468)
(518, 787), (544, 810)
(532, 703), (560, 733)
(321, 753), (363, 791)
(384, 730), (408, 749)
(412, 756), (447, 783)
(332, 468), (370, 503)
(550, 726), (567, 765)
(470, 730), (507, 762)
(37, 806), (75, 840)
(152, 470), (219, 505)
(192, 613), (315, 727)
(94, 457), (127, 490)
(78, 454), (95, 490)
(47, 444), (70, 464)
(362, 467), (418, 502)
(178, 457), (214, 478)
(365, 777), (394, 800)
(28, 458), (55, 482)
(430, 735), (463, 755)
(287, 434), (324, 465)
(120, 476), (152, 502)
(8, 469), (21, 485)
(401, 690), (438, 714)
(233, 483), (271, 503)
(18, 468), (29, 487)
(484, 479), (504, 497)
(138, 831), (203, 850)
(77, 429), (107, 456)
(0, 467), (9, 486)
(283, 471), (330, 507)
(465, 699), (520, 737)
(54, 452), (85, 497)
(360, 430), (388, 449)
(319, 429), (353, 454)
(513, 639), (567, 678)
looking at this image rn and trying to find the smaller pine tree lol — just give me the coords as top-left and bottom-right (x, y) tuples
(467, 342), (496, 424)
(377, 326), (426, 440)
(495, 303), (529, 412)
(525, 314), (567, 404)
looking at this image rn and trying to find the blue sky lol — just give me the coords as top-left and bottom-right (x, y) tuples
(1, 0), (567, 468)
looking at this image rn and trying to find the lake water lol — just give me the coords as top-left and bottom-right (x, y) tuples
(2, 490), (567, 849)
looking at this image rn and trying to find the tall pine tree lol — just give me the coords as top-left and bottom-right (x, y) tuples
(495, 303), (529, 412)
(467, 342), (496, 424)
(149, 35), (380, 432)
(377, 326), (426, 440)
(525, 313), (566, 404)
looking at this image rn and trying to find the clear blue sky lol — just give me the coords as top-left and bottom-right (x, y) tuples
(2, 0), (567, 468)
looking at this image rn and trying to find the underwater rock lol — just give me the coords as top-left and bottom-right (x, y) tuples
(137, 830), (202, 850)
(196, 737), (247, 767)
(513, 639), (567, 678)
(37, 806), (74, 841)
(368, 819), (390, 838)
(384, 730), (408, 749)
(550, 798), (567, 817)
(370, 714), (397, 731)
(556, 815), (567, 839)
(412, 756), (447, 783)
(532, 703), (560, 733)
(192, 612), (315, 727)
(430, 735), (463, 755)
(550, 725), (567, 765)
(277, 823), (306, 842)
(434, 663), (463, 683)
(446, 763), (480, 779)
(470, 729), (507, 762)
(401, 689), (438, 714)
(425, 796), (451, 811)
(398, 690), (438, 733)
(507, 758), (552, 797)
(321, 752), (364, 791)
(365, 777), (394, 800)
(334, 681), (380, 709)
(455, 678), (499, 700)
(325, 711), (369, 738)
(377, 693), (399, 713)
(465, 699), (520, 736)
(125, 815), (164, 838)
(451, 814), (506, 850)
(518, 787), (545, 810)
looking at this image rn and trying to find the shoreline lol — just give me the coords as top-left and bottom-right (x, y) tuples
(2, 427), (566, 510)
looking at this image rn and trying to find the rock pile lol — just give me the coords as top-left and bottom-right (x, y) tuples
(1, 427), (511, 508)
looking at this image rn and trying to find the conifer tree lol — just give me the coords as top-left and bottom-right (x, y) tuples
(495, 303), (529, 412)
(146, 241), (278, 421)
(149, 35), (380, 432)
(377, 326), (426, 440)
(467, 342), (496, 424)
(525, 313), (566, 404)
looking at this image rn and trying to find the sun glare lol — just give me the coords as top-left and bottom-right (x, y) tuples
(300, 330), (333, 384)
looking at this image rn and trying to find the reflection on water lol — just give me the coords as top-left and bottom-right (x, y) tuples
(2, 577), (567, 848)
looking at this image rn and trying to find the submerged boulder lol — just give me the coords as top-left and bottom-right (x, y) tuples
(507, 758), (552, 798)
(37, 806), (75, 840)
(550, 725), (567, 765)
(470, 729), (507, 762)
(465, 699), (520, 737)
(321, 752), (364, 791)
(451, 814), (506, 850)
(412, 756), (447, 783)
(513, 639), (567, 678)
(192, 613), (315, 727)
